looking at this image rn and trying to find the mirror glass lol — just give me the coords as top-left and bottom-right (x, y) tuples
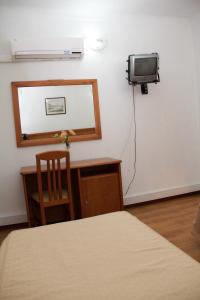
(12, 79), (101, 147)
(19, 85), (95, 134)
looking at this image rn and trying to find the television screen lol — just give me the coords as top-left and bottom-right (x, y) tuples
(134, 57), (157, 76)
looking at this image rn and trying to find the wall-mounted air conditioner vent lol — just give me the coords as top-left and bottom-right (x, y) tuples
(11, 37), (84, 62)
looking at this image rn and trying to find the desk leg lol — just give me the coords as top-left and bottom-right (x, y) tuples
(22, 176), (33, 227)
(117, 163), (124, 210)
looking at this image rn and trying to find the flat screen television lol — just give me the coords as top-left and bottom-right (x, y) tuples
(128, 53), (159, 85)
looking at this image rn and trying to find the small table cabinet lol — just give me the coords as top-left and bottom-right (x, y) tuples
(20, 157), (123, 226)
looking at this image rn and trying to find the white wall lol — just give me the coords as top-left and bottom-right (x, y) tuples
(190, 13), (200, 124)
(0, 4), (200, 224)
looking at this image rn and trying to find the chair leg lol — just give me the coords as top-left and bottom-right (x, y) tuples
(40, 206), (46, 225)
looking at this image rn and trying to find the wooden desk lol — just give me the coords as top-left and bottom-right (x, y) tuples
(20, 157), (123, 226)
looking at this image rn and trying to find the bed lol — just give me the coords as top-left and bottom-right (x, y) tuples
(0, 211), (200, 300)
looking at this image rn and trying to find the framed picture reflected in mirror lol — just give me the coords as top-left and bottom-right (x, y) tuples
(45, 97), (66, 115)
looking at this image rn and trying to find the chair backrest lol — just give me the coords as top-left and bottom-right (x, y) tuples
(36, 150), (72, 205)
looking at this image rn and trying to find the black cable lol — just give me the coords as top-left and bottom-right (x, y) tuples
(124, 84), (137, 196)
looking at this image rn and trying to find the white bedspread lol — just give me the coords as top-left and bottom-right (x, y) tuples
(0, 211), (200, 300)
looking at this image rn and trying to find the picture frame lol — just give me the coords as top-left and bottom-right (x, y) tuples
(45, 97), (66, 115)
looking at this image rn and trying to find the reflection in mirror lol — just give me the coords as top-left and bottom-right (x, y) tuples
(19, 85), (95, 134)
(12, 79), (101, 147)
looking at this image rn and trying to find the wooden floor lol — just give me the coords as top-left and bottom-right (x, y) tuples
(127, 193), (200, 262)
(0, 193), (200, 262)
(0, 223), (28, 246)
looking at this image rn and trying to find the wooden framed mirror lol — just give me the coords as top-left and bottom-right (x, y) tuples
(11, 79), (102, 147)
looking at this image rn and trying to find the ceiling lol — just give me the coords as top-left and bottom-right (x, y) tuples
(1, 0), (200, 18)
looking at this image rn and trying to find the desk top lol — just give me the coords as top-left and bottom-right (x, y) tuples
(20, 157), (121, 175)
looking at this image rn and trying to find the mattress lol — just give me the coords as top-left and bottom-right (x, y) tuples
(0, 211), (200, 300)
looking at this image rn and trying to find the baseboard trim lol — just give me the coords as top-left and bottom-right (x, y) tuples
(1, 184), (200, 226)
(0, 213), (27, 227)
(124, 184), (200, 206)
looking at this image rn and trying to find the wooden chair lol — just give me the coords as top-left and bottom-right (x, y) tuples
(31, 150), (74, 225)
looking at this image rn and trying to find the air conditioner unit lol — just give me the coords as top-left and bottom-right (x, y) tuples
(11, 37), (84, 62)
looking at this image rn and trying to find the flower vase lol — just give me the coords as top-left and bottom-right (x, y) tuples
(65, 142), (70, 150)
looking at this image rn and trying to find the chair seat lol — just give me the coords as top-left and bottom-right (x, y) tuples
(31, 189), (68, 203)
